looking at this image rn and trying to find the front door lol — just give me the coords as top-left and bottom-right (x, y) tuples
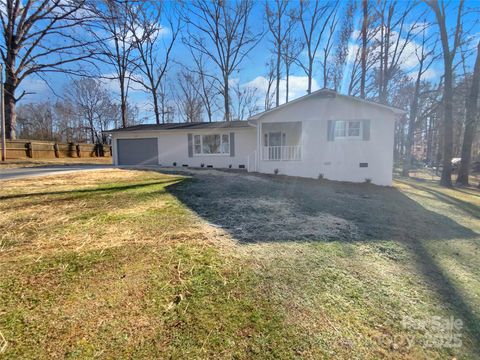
(267, 131), (286, 147)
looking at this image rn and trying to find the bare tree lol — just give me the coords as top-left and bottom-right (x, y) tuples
(17, 102), (55, 140)
(298, 0), (337, 93)
(374, 1), (420, 105)
(427, 0), (464, 186)
(67, 78), (118, 143)
(402, 25), (437, 176)
(233, 82), (259, 120)
(188, 50), (219, 123)
(89, 0), (138, 128)
(0, 0), (96, 139)
(266, 0), (296, 107)
(348, 23), (377, 97)
(282, 35), (303, 103)
(332, 1), (355, 92)
(158, 80), (175, 123)
(175, 70), (203, 123)
(128, 1), (180, 124)
(53, 100), (79, 142)
(264, 59), (276, 110)
(348, 45), (362, 96)
(183, 0), (260, 121)
(457, 41), (480, 185)
(319, 5), (339, 89)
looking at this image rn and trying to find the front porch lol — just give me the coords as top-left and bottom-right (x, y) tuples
(261, 122), (302, 161)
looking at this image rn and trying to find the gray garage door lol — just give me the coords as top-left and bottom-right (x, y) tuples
(117, 138), (158, 165)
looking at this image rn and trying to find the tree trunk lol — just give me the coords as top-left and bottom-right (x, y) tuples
(4, 84), (16, 140)
(285, 64), (290, 103)
(275, 46), (281, 107)
(90, 125), (96, 144)
(426, 116), (434, 165)
(307, 59), (313, 94)
(440, 61), (454, 186)
(430, 0), (464, 187)
(457, 42), (480, 185)
(224, 76), (230, 121)
(360, 0), (368, 99)
(402, 61), (424, 176)
(119, 76), (127, 128)
(152, 91), (160, 125)
(4, 63), (17, 140)
(402, 95), (420, 176)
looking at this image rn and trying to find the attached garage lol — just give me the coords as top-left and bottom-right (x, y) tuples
(109, 121), (256, 168)
(117, 138), (158, 165)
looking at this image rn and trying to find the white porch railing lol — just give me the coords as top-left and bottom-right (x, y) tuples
(262, 145), (301, 161)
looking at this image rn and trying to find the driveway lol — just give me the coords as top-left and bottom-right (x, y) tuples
(0, 165), (113, 180)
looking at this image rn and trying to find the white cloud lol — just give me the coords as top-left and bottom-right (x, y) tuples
(347, 26), (431, 74)
(17, 77), (51, 103)
(243, 75), (320, 106)
(229, 77), (240, 87)
(407, 67), (438, 81)
(158, 25), (171, 38)
(99, 72), (146, 95)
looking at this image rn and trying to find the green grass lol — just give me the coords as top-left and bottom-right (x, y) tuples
(0, 169), (479, 359)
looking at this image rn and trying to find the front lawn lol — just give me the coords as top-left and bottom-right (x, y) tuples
(0, 169), (479, 359)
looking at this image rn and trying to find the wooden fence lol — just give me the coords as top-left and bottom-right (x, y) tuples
(1, 140), (112, 159)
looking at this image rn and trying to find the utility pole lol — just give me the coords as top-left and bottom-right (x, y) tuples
(0, 63), (5, 162)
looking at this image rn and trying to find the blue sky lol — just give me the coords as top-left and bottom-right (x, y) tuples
(17, 0), (480, 123)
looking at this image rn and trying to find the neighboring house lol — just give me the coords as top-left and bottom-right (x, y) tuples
(108, 89), (405, 186)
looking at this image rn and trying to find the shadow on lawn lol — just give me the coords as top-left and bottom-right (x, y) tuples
(0, 178), (182, 202)
(167, 172), (480, 350)
(167, 173), (477, 244)
(398, 180), (480, 220)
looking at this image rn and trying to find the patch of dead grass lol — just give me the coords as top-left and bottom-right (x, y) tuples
(0, 170), (186, 258)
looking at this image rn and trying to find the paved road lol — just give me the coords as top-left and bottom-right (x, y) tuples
(0, 165), (113, 180)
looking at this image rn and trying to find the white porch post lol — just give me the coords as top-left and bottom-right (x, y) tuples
(257, 122), (262, 166)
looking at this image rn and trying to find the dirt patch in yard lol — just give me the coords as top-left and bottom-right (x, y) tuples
(197, 196), (358, 243)
(166, 169), (477, 244)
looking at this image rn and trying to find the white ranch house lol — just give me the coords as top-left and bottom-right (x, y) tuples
(109, 89), (405, 186)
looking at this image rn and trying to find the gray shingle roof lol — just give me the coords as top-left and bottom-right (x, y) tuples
(248, 88), (406, 120)
(106, 120), (254, 133)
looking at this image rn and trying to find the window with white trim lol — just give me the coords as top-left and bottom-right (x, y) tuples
(334, 120), (362, 139)
(193, 134), (230, 155)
